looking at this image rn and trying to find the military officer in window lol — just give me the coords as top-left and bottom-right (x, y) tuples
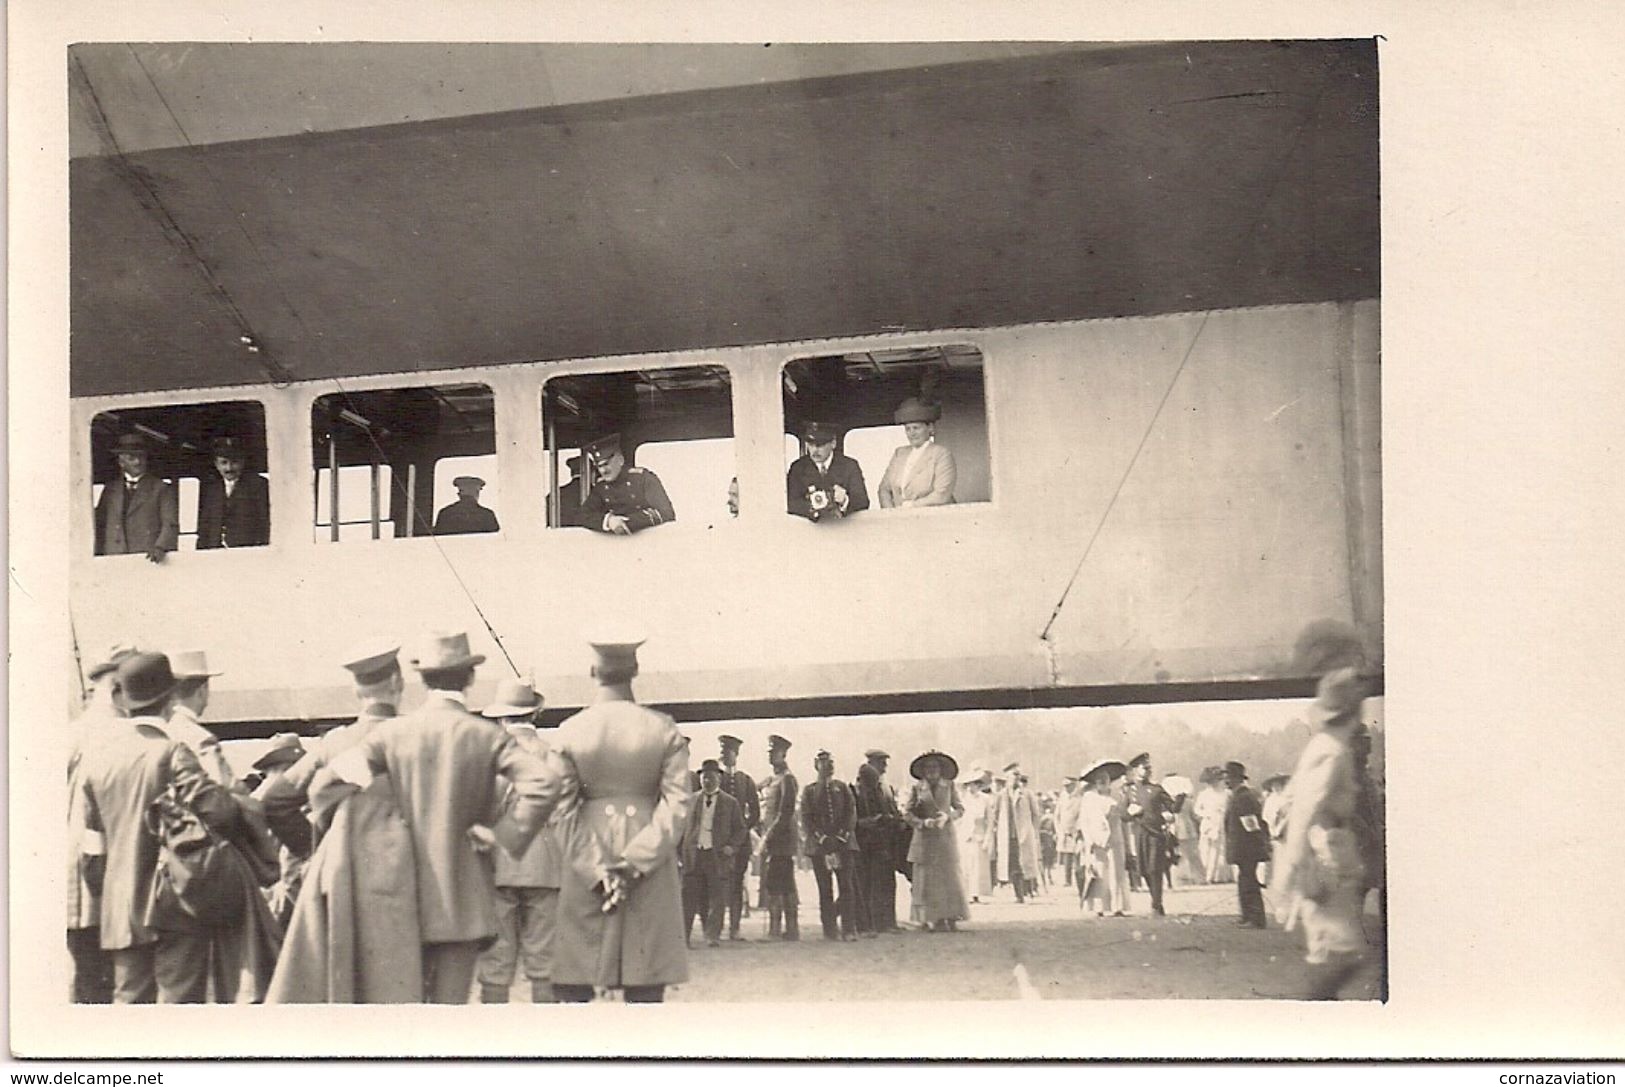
(581, 434), (675, 535)
(433, 476), (500, 535)
(786, 421), (870, 522)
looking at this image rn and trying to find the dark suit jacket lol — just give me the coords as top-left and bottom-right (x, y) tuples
(680, 789), (748, 868)
(719, 766), (759, 831)
(1225, 785), (1271, 865)
(95, 474), (179, 555)
(786, 453), (871, 520)
(197, 472), (271, 548)
(853, 763), (902, 851)
(801, 777), (860, 854)
(432, 499), (500, 535)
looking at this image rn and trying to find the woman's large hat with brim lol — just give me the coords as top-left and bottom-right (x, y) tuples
(1308, 666), (1365, 726)
(894, 397), (942, 424)
(910, 749), (959, 780)
(1080, 758), (1128, 785)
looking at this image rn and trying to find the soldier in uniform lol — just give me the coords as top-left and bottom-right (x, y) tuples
(801, 749), (861, 941)
(716, 734), (759, 940)
(854, 748), (904, 933)
(432, 476), (500, 535)
(581, 433), (675, 534)
(1122, 752), (1184, 917)
(259, 638), (404, 857)
(760, 734), (801, 940)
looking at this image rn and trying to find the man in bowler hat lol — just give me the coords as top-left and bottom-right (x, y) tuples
(681, 758), (749, 948)
(196, 435), (270, 548)
(1224, 761), (1271, 928)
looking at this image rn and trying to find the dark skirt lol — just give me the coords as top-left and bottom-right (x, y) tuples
(763, 855), (799, 903)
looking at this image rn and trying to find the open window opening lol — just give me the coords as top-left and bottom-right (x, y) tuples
(311, 383), (497, 542)
(91, 400), (269, 555)
(781, 344), (990, 517)
(541, 366), (734, 531)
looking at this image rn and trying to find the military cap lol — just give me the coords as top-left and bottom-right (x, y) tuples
(342, 637), (401, 682)
(767, 733), (792, 751)
(588, 637), (644, 671)
(253, 732), (307, 773)
(1224, 761), (1248, 779)
(452, 475), (486, 489)
(802, 421), (839, 445)
(864, 748), (890, 760)
(718, 734), (744, 750)
(1128, 752), (1152, 769)
(584, 433), (623, 459)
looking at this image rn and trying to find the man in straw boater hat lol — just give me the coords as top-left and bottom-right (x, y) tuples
(94, 432), (178, 562)
(801, 749), (862, 941)
(548, 637), (693, 1002)
(66, 644), (137, 1003)
(1223, 761), (1272, 929)
(196, 434), (270, 549)
(759, 733), (802, 940)
(854, 747), (906, 933)
(679, 758), (748, 949)
(471, 678), (564, 1004)
(786, 420), (870, 521)
(306, 631), (568, 1003)
(77, 652), (244, 1002)
(715, 733), (760, 941)
(581, 432), (676, 535)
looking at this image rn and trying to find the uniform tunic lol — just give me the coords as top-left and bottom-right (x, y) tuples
(432, 499), (500, 535)
(550, 701), (692, 989)
(582, 467), (675, 533)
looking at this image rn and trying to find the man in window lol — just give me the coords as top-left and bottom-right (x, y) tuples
(786, 421), (869, 522)
(581, 433), (675, 535)
(433, 475), (500, 535)
(94, 433), (178, 562)
(197, 436), (270, 549)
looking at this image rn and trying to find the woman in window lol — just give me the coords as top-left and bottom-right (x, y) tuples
(877, 398), (957, 509)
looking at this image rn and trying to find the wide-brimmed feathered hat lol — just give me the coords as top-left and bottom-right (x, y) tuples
(909, 749), (959, 780)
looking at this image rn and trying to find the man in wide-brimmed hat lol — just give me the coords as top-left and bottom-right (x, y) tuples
(581, 433), (676, 535)
(77, 653), (244, 1002)
(66, 644), (137, 1003)
(432, 475), (500, 536)
(307, 631), (568, 1003)
(472, 678), (563, 1003)
(161, 649), (234, 786)
(786, 420), (870, 522)
(853, 746), (905, 933)
(877, 397), (957, 509)
(715, 733), (759, 940)
(197, 435), (270, 549)
(94, 433), (178, 562)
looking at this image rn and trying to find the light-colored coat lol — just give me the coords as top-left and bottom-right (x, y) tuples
(991, 785), (1040, 884)
(78, 717), (240, 949)
(327, 694), (565, 943)
(492, 724), (565, 889)
(877, 441), (957, 508)
(550, 700), (692, 989)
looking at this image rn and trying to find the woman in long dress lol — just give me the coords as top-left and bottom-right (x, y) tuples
(904, 750), (970, 932)
(956, 768), (994, 903)
(1077, 759), (1129, 917)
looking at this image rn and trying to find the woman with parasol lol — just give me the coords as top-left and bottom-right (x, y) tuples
(903, 750), (970, 932)
(1076, 758), (1130, 917)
